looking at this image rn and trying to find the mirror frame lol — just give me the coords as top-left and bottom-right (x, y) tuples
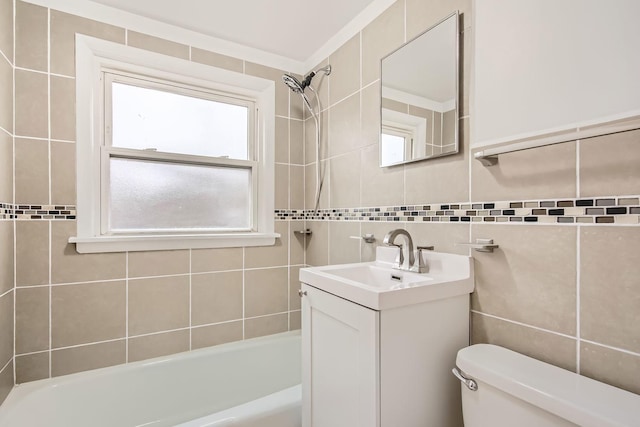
(379, 11), (460, 167)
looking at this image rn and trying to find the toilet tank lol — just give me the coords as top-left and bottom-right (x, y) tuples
(455, 344), (640, 427)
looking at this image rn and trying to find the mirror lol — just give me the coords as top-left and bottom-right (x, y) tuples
(380, 11), (459, 167)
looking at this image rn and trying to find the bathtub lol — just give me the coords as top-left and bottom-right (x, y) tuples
(0, 331), (301, 427)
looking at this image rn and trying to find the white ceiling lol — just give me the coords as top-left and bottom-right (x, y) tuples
(89, 0), (377, 63)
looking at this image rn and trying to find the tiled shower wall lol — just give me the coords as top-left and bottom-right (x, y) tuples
(0, 0), (15, 404)
(9, 0), (306, 384)
(300, 0), (640, 395)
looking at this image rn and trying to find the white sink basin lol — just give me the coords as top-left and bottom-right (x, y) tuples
(321, 264), (433, 289)
(299, 246), (474, 310)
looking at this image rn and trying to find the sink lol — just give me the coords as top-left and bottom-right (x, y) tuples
(322, 264), (433, 289)
(299, 246), (474, 310)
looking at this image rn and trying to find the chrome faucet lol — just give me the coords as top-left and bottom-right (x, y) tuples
(383, 229), (415, 271)
(383, 229), (433, 273)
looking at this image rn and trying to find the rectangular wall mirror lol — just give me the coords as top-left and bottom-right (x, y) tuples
(380, 11), (459, 167)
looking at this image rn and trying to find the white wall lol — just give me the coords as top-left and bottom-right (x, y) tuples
(471, 0), (640, 147)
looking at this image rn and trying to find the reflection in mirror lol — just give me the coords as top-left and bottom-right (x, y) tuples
(380, 11), (459, 167)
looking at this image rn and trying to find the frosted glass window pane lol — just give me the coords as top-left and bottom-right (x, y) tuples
(111, 82), (249, 159)
(109, 158), (251, 232)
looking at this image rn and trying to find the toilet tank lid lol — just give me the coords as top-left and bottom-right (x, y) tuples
(456, 344), (640, 427)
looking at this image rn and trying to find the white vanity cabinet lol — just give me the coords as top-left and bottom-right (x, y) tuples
(300, 282), (470, 427)
(301, 284), (379, 427)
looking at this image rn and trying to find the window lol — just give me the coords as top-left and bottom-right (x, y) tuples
(380, 108), (427, 166)
(105, 73), (256, 234)
(381, 126), (414, 165)
(72, 35), (276, 253)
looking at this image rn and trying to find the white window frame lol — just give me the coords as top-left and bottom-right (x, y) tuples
(380, 108), (428, 166)
(71, 35), (277, 253)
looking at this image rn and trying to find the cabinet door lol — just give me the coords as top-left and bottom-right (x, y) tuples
(301, 284), (380, 427)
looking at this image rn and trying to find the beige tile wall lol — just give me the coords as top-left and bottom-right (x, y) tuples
(302, 0), (640, 395)
(0, 0), (13, 405)
(11, 0), (305, 384)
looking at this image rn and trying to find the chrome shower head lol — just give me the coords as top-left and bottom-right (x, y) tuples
(282, 65), (332, 94)
(282, 74), (304, 94)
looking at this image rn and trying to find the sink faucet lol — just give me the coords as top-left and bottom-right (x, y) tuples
(383, 229), (415, 271)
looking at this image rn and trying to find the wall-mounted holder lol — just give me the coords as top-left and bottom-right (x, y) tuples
(349, 234), (376, 243)
(456, 238), (499, 253)
(294, 229), (313, 236)
(474, 119), (640, 167)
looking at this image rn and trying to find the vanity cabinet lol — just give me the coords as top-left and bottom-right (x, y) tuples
(300, 283), (469, 427)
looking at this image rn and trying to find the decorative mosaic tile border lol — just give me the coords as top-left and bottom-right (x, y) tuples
(276, 196), (640, 225)
(0, 203), (12, 220)
(0, 203), (76, 220)
(3, 197), (638, 225)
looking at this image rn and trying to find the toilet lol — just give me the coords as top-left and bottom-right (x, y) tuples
(454, 344), (640, 427)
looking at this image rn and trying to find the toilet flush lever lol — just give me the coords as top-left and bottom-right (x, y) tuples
(452, 367), (478, 391)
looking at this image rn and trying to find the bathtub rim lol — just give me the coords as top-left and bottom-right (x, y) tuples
(1, 330), (301, 415)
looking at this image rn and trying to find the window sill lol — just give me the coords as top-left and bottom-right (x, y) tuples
(70, 232), (280, 254)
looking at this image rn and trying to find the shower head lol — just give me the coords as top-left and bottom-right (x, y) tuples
(282, 65), (331, 214)
(282, 65), (332, 94)
(282, 74), (304, 94)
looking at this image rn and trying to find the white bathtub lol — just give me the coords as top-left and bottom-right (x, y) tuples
(0, 331), (301, 427)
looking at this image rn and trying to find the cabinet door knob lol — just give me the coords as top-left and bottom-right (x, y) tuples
(298, 289), (307, 297)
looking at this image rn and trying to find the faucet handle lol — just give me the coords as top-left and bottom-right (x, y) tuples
(411, 246), (432, 273)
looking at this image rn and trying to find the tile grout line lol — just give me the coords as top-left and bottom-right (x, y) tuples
(470, 310), (577, 341)
(10, 134), (70, 142)
(47, 7), (51, 208)
(7, 264), (306, 290)
(125, 252), (129, 363)
(0, 288), (13, 299)
(13, 349), (50, 358)
(0, 358), (12, 378)
(48, 220), (52, 378)
(403, 0), (407, 43)
(576, 225), (581, 373)
(10, 161), (15, 383)
(12, 0), (16, 386)
(241, 247), (245, 340)
(287, 222), (291, 331)
(0, 47), (11, 66)
(46, 5), (53, 378)
(576, 139), (581, 198)
(358, 31), (363, 252)
(188, 248), (192, 351)
(49, 337), (127, 353)
(580, 338), (640, 358)
(13, 65), (74, 79)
